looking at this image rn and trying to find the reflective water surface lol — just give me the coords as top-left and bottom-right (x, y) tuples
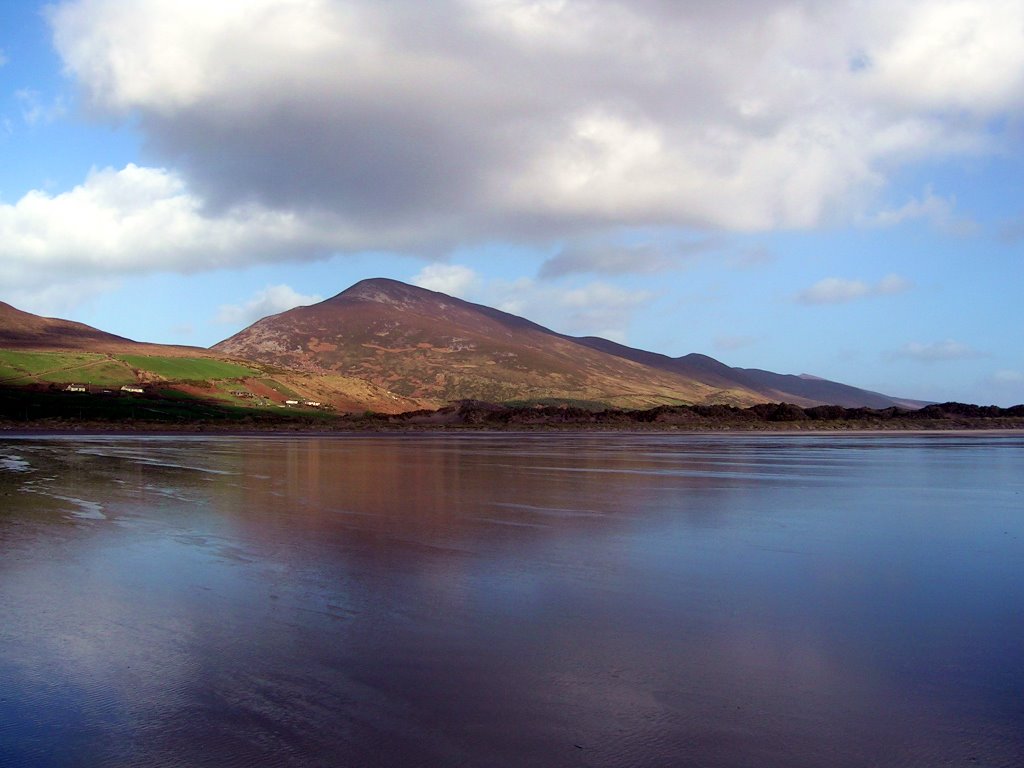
(1, 433), (1022, 767)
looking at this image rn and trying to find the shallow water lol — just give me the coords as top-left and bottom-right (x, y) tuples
(1, 433), (1022, 767)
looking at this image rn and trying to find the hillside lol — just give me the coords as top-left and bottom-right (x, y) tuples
(571, 338), (929, 409)
(213, 278), (922, 409)
(2, 282), (926, 412)
(0, 301), (424, 414)
(212, 278), (769, 408)
(0, 300), (138, 350)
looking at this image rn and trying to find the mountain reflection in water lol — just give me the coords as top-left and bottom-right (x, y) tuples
(1, 433), (1022, 767)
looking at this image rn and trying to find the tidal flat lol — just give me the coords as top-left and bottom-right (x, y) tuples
(1, 433), (1022, 767)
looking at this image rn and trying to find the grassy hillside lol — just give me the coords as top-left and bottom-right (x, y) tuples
(0, 346), (427, 415)
(117, 355), (259, 380)
(0, 350), (137, 387)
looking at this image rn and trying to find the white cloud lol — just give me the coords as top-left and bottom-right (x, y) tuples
(560, 282), (651, 312)
(539, 240), (710, 279)
(859, 1), (1024, 114)
(726, 246), (776, 271)
(489, 278), (650, 342)
(796, 273), (912, 304)
(8, 278), (121, 318)
(40, 0), (1024, 256)
(870, 187), (975, 233)
(876, 274), (913, 295)
(0, 164), (377, 292)
(714, 335), (759, 351)
(15, 89), (67, 126)
(216, 284), (323, 326)
(799, 277), (871, 304)
(992, 369), (1024, 384)
(410, 264), (480, 298)
(892, 339), (981, 361)
(975, 370), (1024, 407)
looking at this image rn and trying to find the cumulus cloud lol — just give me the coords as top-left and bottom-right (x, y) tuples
(216, 284), (323, 326)
(8, 278), (121, 318)
(539, 240), (710, 279)
(490, 279), (650, 342)
(714, 335), (760, 351)
(857, 1), (1024, 113)
(891, 339), (982, 362)
(726, 246), (776, 270)
(876, 274), (913, 294)
(404, 264), (651, 341)
(41, 0), (1024, 264)
(870, 187), (975, 233)
(796, 274), (911, 304)
(799, 277), (871, 304)
(15, 89), (67, 126)
(410, 264), (480, 298)
(0, 164), (376, 292)
(979, 370), (1024, 407)
(992, 369), (1024, 384)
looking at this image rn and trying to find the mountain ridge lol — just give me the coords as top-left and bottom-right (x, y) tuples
(213, 277), (927, 409)
(0, 280), (928, 411)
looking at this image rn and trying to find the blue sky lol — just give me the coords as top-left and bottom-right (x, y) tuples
(1, 0), (1021, 406)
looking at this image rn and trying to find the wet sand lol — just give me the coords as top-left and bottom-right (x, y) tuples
(2, 433), (1023, 766)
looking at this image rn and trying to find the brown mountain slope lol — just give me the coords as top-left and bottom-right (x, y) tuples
(0, 300), (140, 350)
(213, 278), (762, 408)
(572, 338), (927, 409)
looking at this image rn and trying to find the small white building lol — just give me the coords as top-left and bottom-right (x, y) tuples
(120, 385), (145, 394)
(64, 384), (87, 393)
(284, 399), (300, 406)
(304, 401), (322, 407)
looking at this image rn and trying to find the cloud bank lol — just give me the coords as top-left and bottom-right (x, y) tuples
(34, 0), (1024, 275)
(0, 0), (1016, 309)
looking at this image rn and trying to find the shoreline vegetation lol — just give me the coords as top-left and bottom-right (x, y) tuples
(2, 387), (1022, 432)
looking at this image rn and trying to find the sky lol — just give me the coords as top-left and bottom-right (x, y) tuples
(0, 0), (1022, 406)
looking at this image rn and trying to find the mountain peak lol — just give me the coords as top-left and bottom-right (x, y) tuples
(332, 277), (442, 308)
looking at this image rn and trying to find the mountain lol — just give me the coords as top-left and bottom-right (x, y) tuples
(212, 278), (757, 408)
(213, 278), (923, 409)
(0, 300), (138, 350)
(0, 299), (425, 414)
(572, 337), (929, 409)
(1, 284), (925, 412)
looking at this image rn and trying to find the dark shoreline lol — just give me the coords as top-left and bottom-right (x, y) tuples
(3, 389), (1023, 434)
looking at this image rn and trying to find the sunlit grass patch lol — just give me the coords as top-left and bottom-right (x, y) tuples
(118, 355), (258, 381)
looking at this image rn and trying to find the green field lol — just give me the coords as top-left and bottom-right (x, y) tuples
(118, 355), (258, 381)
(36, 360), (137, 386)
(0, 349), (95, 376)
(0, 350), (137, 386)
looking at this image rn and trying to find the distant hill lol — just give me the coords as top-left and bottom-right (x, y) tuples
(0, 299), (425, 414)
(212, 278), (753, 408)
(1, 283), (927, 412)
(213, 278), (925, 409)
(571, 337), (929, 409)
(0, 300), (138, 350)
